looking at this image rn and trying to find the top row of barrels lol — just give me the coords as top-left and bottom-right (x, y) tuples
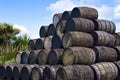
(53, 6), (98, 24)
(40, 7), (116, 38)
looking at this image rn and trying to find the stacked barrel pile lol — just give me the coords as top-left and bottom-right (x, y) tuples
(1, 6), (120, 80)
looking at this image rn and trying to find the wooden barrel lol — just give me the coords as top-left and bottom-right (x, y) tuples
(65, 18), (95, 32)
(91, 31), (115, 47)
(47, 24), (56, 36)
(13, 64), (24, 80)
(15, 51), (22, 64)
(114, 32), (120, 46)
(28, 38), (44, 50)
(5, 65), (15, 80)
(62, 32), (94, 48)
(93, 46), (118, 62)
(21, 64), (39, 80)
(21, 51), (30, 64)
(52, 34), (63, 49)
(44, 36), (53, 50)
(28, 50), (41, 64)
(44, 34), (63, 49)
(35, 38), (44, 50)
(56, 20), (66, 35)
(31, 65), (49, 80)
(114, 61), (120, 80)
(94, 20), (116, 33)
(48, 49), (64, 65)
(39, 26), (49, 38)
(91, 62), (118, 80)
(62, 11), (71, 20)
(114, 46), (120, 60)
(43, 65), (62, 80)
(71, 7), (98, 20)
(62, 47), (96, 65)
(37, 50), (50, 65)
(28, 39), (36, 50)
(56, 65), (94, 80)
(0, 65), (7, 78)
(53, 13), (63, 25)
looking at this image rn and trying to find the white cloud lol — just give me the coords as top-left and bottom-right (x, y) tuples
(97, 5), (114, 19)
(114, 5), (120, 19)
(13, 25), (40, 39)
(47, 0), (77, 14)
(80, 0), (100, 4)
(13, 24), (29, 36)
(115, 22), (120, 32)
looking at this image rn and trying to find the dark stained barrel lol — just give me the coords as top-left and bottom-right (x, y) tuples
(71, 7), (98, 20)
(15, 51), (22, 64)
(56, 65), (94, 80)
(35, 38), (44, 49)
(28, 39), (36, 50)
(43, 65), (62, 80)
(91, 31), (115, 47)
(53, 13), (63, 25)
(44, 34), (63, 49)
(93, 46), (118, 62)
(21, 51), (30, 64)
(5, 65), (15, 80)
(21, 64), (39, 80)
(39, 26), (49, 38)
(52, 34), (63, 49)
(47, 24), (56, 36)
(65, 18), (95, 32)
(91, 62), (118, 80)
(28, 50), (41, 64)
(63, 47), (96, 65)
(62, 11), (71, 20)
(62, 32), (94, 48)
(48, 49), (64, 65)
(31, 65), (49, 80)
(94, 20), (116, 33)
(56, 20), (66, 35)
(0, 65), (7, 78)
(114, 46), (120, 60)
(37, 50), (50, 65)
(114, 32), (120, 46)
(13, 64), (24, 80)
(28, 38), (44, 50)
(114, 61), (120, 80)
(44, 36), (53, 50)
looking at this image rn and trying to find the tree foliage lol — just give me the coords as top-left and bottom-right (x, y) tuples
(13, 34), (30, 51)
(0, 23), (20, 46)
(0, 23), (29, 65)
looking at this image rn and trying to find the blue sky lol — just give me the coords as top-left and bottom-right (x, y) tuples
(0, 0), (120, 39)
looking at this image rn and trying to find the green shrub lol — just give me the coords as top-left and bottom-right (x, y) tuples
(0, 34), (29, 65)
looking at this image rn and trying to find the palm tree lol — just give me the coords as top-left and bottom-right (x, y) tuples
(0, 23), (30, 65)
(13, 34), (30, 51)
(0, 23), (20, 51)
